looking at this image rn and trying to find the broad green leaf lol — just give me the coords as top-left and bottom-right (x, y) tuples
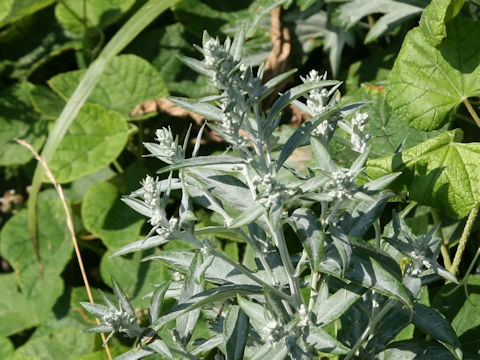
(332, 0), (423, 43)
(125, 23), (215, 98)
(13, 328), (93, 360)
(249, 340), (288, 360)
(387, 18), (480, 130)
(55, 0), (136, 35)
(382, 340), (459, 360)
(289, 208), (325, 272)
(0, 273), (63, 337)
(419, 0), (465, 46)
(30, 291), (93, 340)
(48, 104), (128, 183)
(29, 84), (65, 120)
(366, 129), (480, 218)
(432, 275), (480, 354)
(0, 338), (14, 358)
(100, 249), (168, 307)
(0, 83), (48, 166)
(67, 166), (116, 202)
(342, 85), (443, 158)
(49, 55), (168, 116)
(82, 182), (144, 249)
(0, 0), (56, 27)
(0, 196), (72, 283)
(0, 195), (70, 337)
(0, 0), (13, 24)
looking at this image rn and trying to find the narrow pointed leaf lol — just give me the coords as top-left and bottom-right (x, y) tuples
(167, 96), (223, 121)
(158, 155), (247, 174)
(229, 203), (266, 229)
(289, 208), (325, 272)
(225, 306), (250, 360)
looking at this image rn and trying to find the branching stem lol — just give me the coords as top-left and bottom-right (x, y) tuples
(451, 205), (479, 276)
(464, 98), (480, 128)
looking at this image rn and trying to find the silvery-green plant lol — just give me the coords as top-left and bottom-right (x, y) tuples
(82, 29), (462, 360)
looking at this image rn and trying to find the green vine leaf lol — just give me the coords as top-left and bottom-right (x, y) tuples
(48, 55), (168, 117)
(0, 196), (72, 336)
(419, 0), (465, 46)
(387, 17), (480, 130)
(0, 84), (48, 166)
(55, 0), (136, 35)
(48, 104), (128, 183)
(82, 182), (144, 249)
(366, 129), (480, 218)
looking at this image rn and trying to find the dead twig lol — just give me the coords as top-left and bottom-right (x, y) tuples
(16, 139), (113, 360)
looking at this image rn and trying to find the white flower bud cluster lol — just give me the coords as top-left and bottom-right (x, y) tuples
(218, 102), (249, 148)
(325, 168), (357, 200)
(253, 173), (295, 208)
(311, 120), (331, 137)
(142, 175), (160, 210)
(349, 112), (371, 153)
(155, 127), (177, 162)
(303, 70), (330, 115)
(202, 38), (250, 94)
(202, 36), (256, 148)
(302, 70), (335, 138)
(141, 175), (179, 237)
(264, 319), (283, 343)
(102, 306), (137, 334)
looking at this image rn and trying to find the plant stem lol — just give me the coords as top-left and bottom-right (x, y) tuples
(431, 207), (452, 271)
(267, 218), (304, 308)
(113, 160), (124, 173)
(308, 271), (318, 312)
(451, 205), (479, 276)
(464, 98), (480, 128)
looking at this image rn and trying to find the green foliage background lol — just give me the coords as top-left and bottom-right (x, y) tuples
(0, 0), (479, 358)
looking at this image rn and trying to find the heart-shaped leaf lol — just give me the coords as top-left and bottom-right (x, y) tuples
(387, 17), (480, 130)
(366, 129), (480, 218)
